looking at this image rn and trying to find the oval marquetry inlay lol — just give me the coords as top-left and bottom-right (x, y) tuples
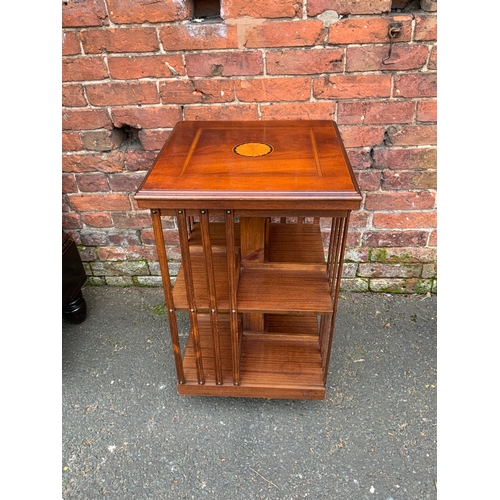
(233, 142), (273, 157)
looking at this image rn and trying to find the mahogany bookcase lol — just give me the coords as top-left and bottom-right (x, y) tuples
(134, 120), (362, 400)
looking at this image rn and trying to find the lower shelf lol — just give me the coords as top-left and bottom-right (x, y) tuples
(178, 314), (326, 400)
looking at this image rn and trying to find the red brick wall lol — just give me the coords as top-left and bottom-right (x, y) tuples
(62, 0), (437, 293)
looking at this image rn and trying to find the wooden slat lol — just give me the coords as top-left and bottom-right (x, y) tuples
(188, 222), (241, 248)
(268, 223), (325, 263)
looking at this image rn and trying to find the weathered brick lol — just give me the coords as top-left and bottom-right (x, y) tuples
(260, 102), (335, 120)
(184, 105), (260, 121)
(68, 193), (131, 211)
(62, 132), (83, 152)
(62, 0), (108, 27)
(97, 246), (127, 261)
(429, 230), (437, 246)
(62, 212), (82, 230)
(266, 48), (343, 75)
(109, 173), (145, 192)
(355, 170), (381, 191)
(81, 28), (159, 54)
(62, 174), (77, 193)
(394, 74), (437, 98)
(141, 229), (180, 246)
(124, 150), (158, 172)
(63, 84), (87, 107)
(77, 246), (98, 261)
(370, 247), (436, 263)
(372, 211), (437, 229)
(346, 149), (372, 169)
(338, 101), (415, 125)
(235, 77), (311, 102)
(62, 108), (112, 131)
(308, 0), (391, 16)
(358, 262), (422, 278)
(111, 107), (181, 130)
(365, 191), (436, 210)
(159, 80), (235, 104)
(417, 100), (437, 122)
(186, 51), (263, 77)
(428, 46), (437, 70)
(80, 128), (127, 151)
(76, 172), (110, 192)
(244, 20), (324, 48)
(348, 211), (370, 228)
(363, 230), (429, 247)
(223, 0), (299, 19)
(160, 24), (239, 51)
(414, 15), (437, 41)
(86, 82), (160, 106)
(137, 130), (172, 151)
(90, 260), (149, 276)
(106, 0), (190, 24)
(62, 31), (80, 56)
(108, 55), (185, 80)
(328, 16), (412, 44)
(340, 277), (369, 292)
(314, 75), (391, 99)
(382, 170), (437, 190)
(337, 125), (385, 148)
(111, 211), (152, 229)
(385, 125), (437, 146)
(344, 246), (370, 262)
(63, 57), (108, 82)
(346, 45), (429, 72)
(373, 147), (437, 170)
(125, 246), (158, 261)
(369, 278), (432, 294)
(422, 263), (436, 278)
(63, 151), (125, 173)
(80, 212), (113, 227)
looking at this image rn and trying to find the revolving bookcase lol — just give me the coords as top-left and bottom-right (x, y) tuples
(134, 120), (362, 400)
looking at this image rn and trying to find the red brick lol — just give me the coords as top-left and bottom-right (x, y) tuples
(62, 213), (82, 230)
(186, 51), (263, 77)
(386, 125), (437, 146)
(314, 75), (391, 99)
(76, 172), (110, 192)
(365, 191), (436, 210)
(63, 57), (108, 82)
(266, 48), (343, 75)
(81, 212), (113, 227)
(183, 105), (260, 121)
(382, 170), (436, 190)
(111, 107), (181, 130)
(67, 193), (131, 211)
(235, 77), (311, 102)
(355, 170), (381, 191)
(414, 15), (437, 41)
(428, 46), (437, 70)
(373, 147), (437, 170)
(124, 150), (158, 172)
(81, 28), (159, 54)
(106, 0), (190, 24)
(337, 125), (385, 148)
(111, 211), (152, 229)
(223, 0), (299, 18)
(159, 80), (234, 104)
(328, 16), (412, 44)
(62, 31), (80, 56)
(137, 129), (172, 151)
(346, 149), (372, 169)
(394, 74), (437, 98)
(244, 20), (324, 48)
(346, 45), (429, 72)
(417, 100), (437, 122)
(62, 0), (108, 27)
(308, 0), (391, 16)
(108, 55), (185, 80)
(370, 247), (436, 263)
(82, 230), (141, 246)
(260, 102), (335, 120)
(363, 230), (429, 247)
(141, 229), (179, 246)
(86, 82), (160, 106)
(125, 246), (158, 261)
(80, 129), (127, 151)
(62, 174), (77, 193)
(63, 84), (87, 107)
(109, 173), (145, 192)
(373, 211), (436, 229)
(62, 151), (125, 173)
(62, 108), (112, 131)
(349, 211), (370, 228)
(62, 132), (83, 152)
(429, 230), (437, 246)
(338, 101), (415, 125)
(97, 246), (127, 261)
(160, 24), (239, 51)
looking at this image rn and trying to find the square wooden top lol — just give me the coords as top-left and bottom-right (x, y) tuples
(134, 120), (362, 210)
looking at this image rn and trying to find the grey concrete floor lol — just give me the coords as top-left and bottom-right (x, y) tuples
(62, 286), (437, 499)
